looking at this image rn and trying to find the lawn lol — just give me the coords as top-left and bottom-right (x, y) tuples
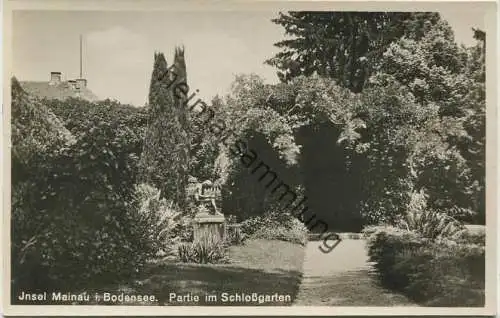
(83, 239), (305, 306)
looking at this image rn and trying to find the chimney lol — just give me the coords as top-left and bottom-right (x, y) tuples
(68, 80), (76, 90)
(75, 78), (87, 89)
(49, 72), (62, 85)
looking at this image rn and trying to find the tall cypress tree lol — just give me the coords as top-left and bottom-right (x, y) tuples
(172, 47), (190, 208)
(139, 49), (190, 206)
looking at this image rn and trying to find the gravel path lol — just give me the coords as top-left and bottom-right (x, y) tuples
(294, 239), (417, 306)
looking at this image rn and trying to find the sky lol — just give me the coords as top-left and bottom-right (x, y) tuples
(12, 9), (486, 106)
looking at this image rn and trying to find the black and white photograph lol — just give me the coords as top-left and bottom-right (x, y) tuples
(2, 0), (497, 316)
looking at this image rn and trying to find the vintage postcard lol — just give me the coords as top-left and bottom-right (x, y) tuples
(2, 0), (497, 316)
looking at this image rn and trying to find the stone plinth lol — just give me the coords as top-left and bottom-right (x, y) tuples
(193, 213), (225, 244)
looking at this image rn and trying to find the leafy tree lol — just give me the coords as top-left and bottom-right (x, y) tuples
(139, 50), (190, 206)
(211, 13), (487, 231)
(459, 30), (486, 223)
(266, 12), (447, 92)
(368, 18), (467, 116)
(221, 55), (482, 227)
(189, 95), (225, 181)
(365, 26), (485, 222)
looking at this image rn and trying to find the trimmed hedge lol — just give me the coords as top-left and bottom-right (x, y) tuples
(366, 226), (485, 306)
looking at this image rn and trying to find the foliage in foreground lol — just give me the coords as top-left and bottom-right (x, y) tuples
(366, 226), (485, 306)
(10, 80), (158, 296)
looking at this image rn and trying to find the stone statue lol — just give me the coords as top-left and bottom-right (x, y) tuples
(188, 177), (222, 216)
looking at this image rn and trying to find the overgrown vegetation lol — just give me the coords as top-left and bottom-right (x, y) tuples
(11, 79), (156, 298)
(363, 186), (485, 306)
(366, 226), (485, 306)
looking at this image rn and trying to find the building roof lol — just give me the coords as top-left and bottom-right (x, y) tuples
(19, 80), (99, 102)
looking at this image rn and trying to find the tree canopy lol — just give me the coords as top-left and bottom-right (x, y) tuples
(266, 12), (453, 93)
(206, 18), (486, 226)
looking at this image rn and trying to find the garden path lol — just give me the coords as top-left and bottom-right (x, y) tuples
(293, 238), (417, 306)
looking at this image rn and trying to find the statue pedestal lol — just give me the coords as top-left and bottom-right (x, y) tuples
(193, 213), (226, 244)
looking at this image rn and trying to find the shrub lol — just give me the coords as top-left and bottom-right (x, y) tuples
(240, 216), (267, 237)
(11, 84), (153, 299)
(131, 183), (182, 257)
(177, 237), (228, 264)
(226, 224), (246, 245)
(367, 226), (485, 306)
(251, 220), (308, 245)
(396, 190), (467, 240)
(241, 212), (308, 245)
(12, 166), (173, 298)
(454, 227), (485, 245)
(177, 243), (193, 262)
(173, 216), (194, 243)
(366, 226), (425, 289)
